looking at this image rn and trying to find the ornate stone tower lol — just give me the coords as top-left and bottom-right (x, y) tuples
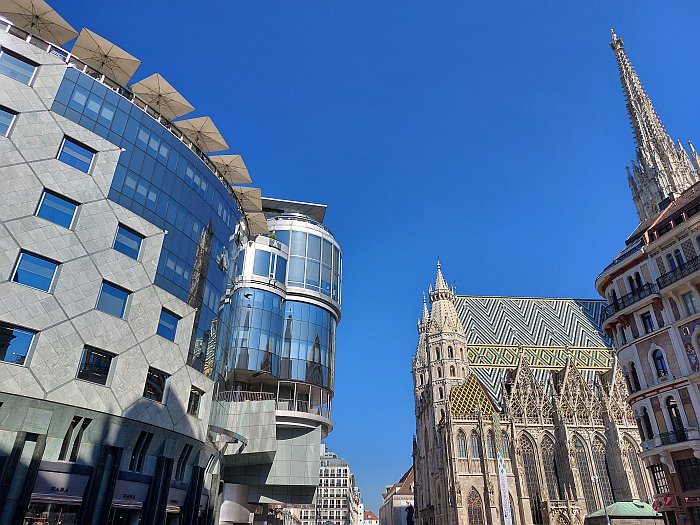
(611, 30), (700, 221)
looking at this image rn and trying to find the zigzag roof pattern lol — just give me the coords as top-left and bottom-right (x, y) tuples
(451, 296), (612, 407)
(454, 296), (610, 348)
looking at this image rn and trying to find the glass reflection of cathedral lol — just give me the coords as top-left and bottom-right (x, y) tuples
(412, 264), (650, 525)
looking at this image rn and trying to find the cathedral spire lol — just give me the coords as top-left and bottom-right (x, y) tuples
(428, 263), (464, 335)
(611, 30), (699, 222)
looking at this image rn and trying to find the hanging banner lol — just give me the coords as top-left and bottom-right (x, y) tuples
(493, 414), (513, 525)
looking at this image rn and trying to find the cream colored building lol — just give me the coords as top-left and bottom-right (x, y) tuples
(596, 31), (700, 525)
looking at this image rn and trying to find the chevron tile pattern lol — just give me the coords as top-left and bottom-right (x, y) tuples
(454, 296), (613, 403)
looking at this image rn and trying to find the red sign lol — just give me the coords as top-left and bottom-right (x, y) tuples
(664, 496), (674, 507)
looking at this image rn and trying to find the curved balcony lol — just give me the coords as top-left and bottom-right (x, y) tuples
(601, 283), (659, 322)
(657, 255), (700, 289)
(641, 428), (700, 453)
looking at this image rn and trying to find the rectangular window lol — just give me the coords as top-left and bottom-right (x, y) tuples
(274, 255), (287, 283)
(58, 137), (95, 173)
(253, 250), (272, 277)
(683, 292), (699, 316)
(0, 49), (37, 84)
(0, 322), (35, 365)
(649, 464), (669, 493)
(157, 309), (179, 342)
(76, 347), (114, 385)
(677, 458), (700, 492)
(13, 251), (58, 292)
(96, 281), (130, 318)
(143, 367), (168, 402)
(187, 387), (203, 416)
(36, 190), (79, 228)
(113, 224), (143, 259)
(641, 312), (654, 334)
(0, 106), (17, 136)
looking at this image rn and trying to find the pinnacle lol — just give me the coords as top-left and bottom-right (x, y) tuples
(435, 260), (449, 292)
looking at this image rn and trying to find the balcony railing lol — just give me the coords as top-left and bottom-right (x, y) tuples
(602, 283), (659, 321)
(215, 391), (275, 403)
(659, 430), (689, 445)
(642, 428), (699, 451)
(657, 255), (700, 289)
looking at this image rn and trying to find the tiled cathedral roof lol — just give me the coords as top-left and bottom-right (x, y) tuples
(453, 296), (613, 406)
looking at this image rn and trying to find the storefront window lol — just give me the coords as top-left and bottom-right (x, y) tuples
(24, 502), (81, 525)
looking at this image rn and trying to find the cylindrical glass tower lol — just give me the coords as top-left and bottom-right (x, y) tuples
(215, 199), (341, 434)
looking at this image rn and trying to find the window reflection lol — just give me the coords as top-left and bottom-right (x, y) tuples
(220, 287), (336, 389)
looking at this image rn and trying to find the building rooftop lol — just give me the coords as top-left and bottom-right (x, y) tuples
(587, 502), (660, 518)
(262, 197), (327, 223)
(451, 295), (612, 405)
(364, 510), (379, 520)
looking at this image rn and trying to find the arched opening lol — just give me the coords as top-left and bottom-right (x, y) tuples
(467, 488), (485, 525)
(419, 374), (424, 386)
(437, 367), (443, 378)
(435, 348), (440, 360)
(634, 272), (643, 290)
(640, 407), (654, 440)
(652, 349), (668, 378)
(448, 346), (453, 358)
(591, 438), (615, 507)
(628, 362), (641, 392)
(462, 366), (467, 377)
(667, 254), (677, 271)
(628, 276), (636, 293)
(666, 397), (686, 439)
(450, 366), (455, 377)
(486, 430), (496, 458)
(624, 439), (648, 502)
(611, 289), (619, 309)
(520, 435), (543, 524)
(574, 436), (597, 513)
(501, 433), (510, 459)
(541, 435), (562, 501)
(438, 387), (443, 400)
(470, 431), (480, 459)
(456, 431), (467, 458)
(675, 248), (685, 268)
(460, 347), (464, 360)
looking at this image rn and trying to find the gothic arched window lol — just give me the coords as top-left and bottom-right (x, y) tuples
(486, 430), (496, 458)
(574, 436), (597, 513)
(624, 439), (648, 502)
(592, 438), (615, 507)
(501, 433), (510, 459)
(520, 435), (543, 525)
(448, 346), (453, 358)
(628, 362), (641, 392)
(419, 374), (424, 386)
(456, 431), (467, 458)
(437, 367), (442, 378)
(435, 348), (440, 360)
(652, 349), (668, 378)
(467, 488), (485, 525)
(541, 436), (561, 501)
(438, 387), (443, 400)
(450, 366), (455, 377)
(470, 431), (480, 458)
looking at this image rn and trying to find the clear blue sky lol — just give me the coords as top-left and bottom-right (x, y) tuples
(53, 0), (700, 513)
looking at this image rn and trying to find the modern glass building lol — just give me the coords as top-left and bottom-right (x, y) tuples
(0, 6), (341, 525)
(212, 199), (342, 522)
